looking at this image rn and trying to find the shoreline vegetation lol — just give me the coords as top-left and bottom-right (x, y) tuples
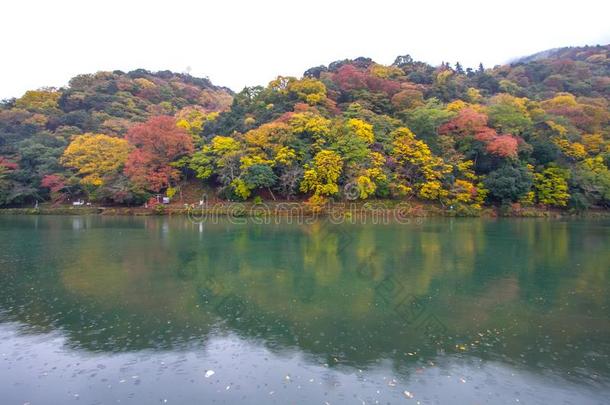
(2, 200), (609, 219)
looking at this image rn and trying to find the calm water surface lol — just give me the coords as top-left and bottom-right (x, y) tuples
(0, 215), (608, 404)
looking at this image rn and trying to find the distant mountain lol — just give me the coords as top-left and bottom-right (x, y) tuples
(491, 44), (610, 100)
(512, 44), (610, 64)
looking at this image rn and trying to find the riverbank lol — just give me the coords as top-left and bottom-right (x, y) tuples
(1, 201), (609, 218)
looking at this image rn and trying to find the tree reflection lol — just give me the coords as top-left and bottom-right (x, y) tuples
(0, 216), (608, 381)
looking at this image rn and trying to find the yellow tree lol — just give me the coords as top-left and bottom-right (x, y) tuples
(300, 150), (343, 196)
(368, 64), (404, 79)
(449, 161), (488, 208)
(15, 89), (61, 112)
(189, 135), (240, 180)
(175, 106), (218, 142)
(346, 118), (375, 144)
(211, 136), (240, 154)
(553, 138), (587, 161)
(391, 127), (451, 200)
(352, 151), (387, 199)
(289, 112), (332, 150)
(581, 134), (606, 155)
(534, 166), (570, 207)
(61, 134), (130, 186)
(288, 78), (327, 105)
(466, 87), (482, 103)
(243, 121), (293, 156)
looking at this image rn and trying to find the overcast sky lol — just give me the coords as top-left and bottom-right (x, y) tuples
(1, 0), (609, 99)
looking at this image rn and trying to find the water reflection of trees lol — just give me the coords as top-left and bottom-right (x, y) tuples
(0, 216), (608, 380)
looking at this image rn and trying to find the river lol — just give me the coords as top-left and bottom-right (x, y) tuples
(0, 216), (608, 404)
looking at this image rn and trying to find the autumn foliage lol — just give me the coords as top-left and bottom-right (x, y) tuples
(124, 116), (194, 192)
(61, 134), (130, 186)
(485, 135), (519, 158)
(440, 108), (520, 158)
(1, 45), (610, 209)
(0, 157), (18, 171)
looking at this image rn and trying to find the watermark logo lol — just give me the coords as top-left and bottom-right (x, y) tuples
(186, 189), (426, 226)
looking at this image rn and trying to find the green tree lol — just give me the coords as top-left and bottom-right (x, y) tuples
(483, 164), (533, 204)
(242, 164), (278, 199)
(571, 157), (610, 207)
(401, 99), (454, 151)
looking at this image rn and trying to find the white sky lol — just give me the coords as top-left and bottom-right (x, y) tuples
(1, 0), (609, 99)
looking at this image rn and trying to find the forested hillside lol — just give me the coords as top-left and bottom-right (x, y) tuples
(1, 45), (609, 211)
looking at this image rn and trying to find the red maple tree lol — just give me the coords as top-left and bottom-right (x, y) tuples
(486, 135), (519, 158)
(124, 116), (194, 192)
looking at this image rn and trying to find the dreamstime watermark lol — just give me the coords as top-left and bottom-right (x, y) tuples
(374, 272), (448, 343)
(192, 184), (444, 343)
(186, 187), (426, 226)
(195, 226), (445, 344)
(198, 280), (294, 338)
(351, 250), (448, 344)
(198, 253), (447, 345)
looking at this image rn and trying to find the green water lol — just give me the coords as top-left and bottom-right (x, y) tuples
(0, 215), (608, 404)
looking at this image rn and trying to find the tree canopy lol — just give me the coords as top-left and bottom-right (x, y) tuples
(1, 45), (609, 209)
